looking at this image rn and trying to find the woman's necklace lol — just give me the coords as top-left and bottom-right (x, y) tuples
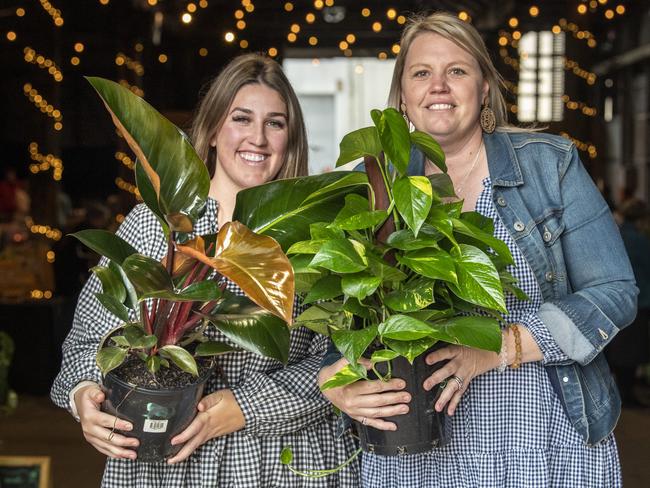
(454, 139), (484, 195)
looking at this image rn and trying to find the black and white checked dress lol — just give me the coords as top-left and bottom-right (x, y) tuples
(51, 199), (360, 487)
(361, 178), (622, 488)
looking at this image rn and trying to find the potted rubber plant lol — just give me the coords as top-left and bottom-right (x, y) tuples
(234, 108), (525, 464)
(73, 77), (295, 462)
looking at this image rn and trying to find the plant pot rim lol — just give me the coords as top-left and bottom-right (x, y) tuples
(102, 359), (216, 394)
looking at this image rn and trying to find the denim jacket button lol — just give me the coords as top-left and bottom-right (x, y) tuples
(514, 221), (525, 232)
(497, 196), (507, 207)
(543, 227), (552, 242)
(563, 376), (569, 383)
(545, 271), (554, 282)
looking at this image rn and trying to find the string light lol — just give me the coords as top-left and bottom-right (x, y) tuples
(74, 42), (84, 53)
(529, 6), (539, 17)
(115, 177), (141, 199)
(7, 31), (17, 41)
(46, 251), (55, 263)
(314, 0), (324, 9)
(115, 151), (135, 170)
(158, 53), (168, 63)
(305, 12), (315, 23)
(23, 84), (63, 129)
(236, 20), (246, 29)
(199, 47), (208, 56)
(39, 0), (64, 26)
(187, 2), (197, 13)
(338, 40), (348, 50)
(225, 32), (235, 42)
(16, 7), (26, 16)
(397, 15), (406, 24)
(386, 8), (397, 20)
(391, 43), (400, 54)
(199, 0), (208, 7)
(361, 8), (371, 17)
(268, 47), (278, 57)
(26, 217), (63, 241)
(372, 21), (382, 32)
(346, 33), (356, 44)
(308, 36), (318, 46)
(181, 13), (192, 23)
(458, 11), (469, 22)
(239, 39), (249, 48)
(560, 132), (598, 159)
(284, 2), (293, 12)
(115, 53), (144, 75)
(70, 56), (80, 66)
(31, 290), (54, 300)
(28, 142), (63, 180)
(23, 47), (63, 82)
(378, 51), (388, 60)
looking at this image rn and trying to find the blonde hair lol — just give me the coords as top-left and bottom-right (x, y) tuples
(190, 53), (308, 179)
(388, 11), (511, 129)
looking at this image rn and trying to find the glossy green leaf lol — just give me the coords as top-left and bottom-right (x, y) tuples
(371, 108), (410, 175)
(310, 222), (344, 240)
(110, 261), (138, 311)
(335, 126), (382, 167)
(121, 254), (173, 298)
(367, 255), (408, 283)
(304, 275), (342, 305)
(206, 295), (290, 364)
(144, 281), (222, 302)
(342, 297), (372, 320)
(111, 336), (130, 347)
(159, 345), (199, 376)
(452, 218), (514, 265)
(384, 278), (435, 312)
(408, 308), (454, 322)
(394, 176), (433, 236)
(370, 349), (399, 363)
(280, 447), (294, 465)
(320, 362), (367, 391)
(87, 77), (209, 233)
(397, 248), (457, 284)
(341, 273), (381, 300)
(332, 325), (378, 364)
(310, 239), (368, 273)
(71, 230), (137, 265)
(382, 336), (437, 364)
(294, 302), (344, 335)
(95, 293), (130, 322)
(427, 208), (458, 249)
(195, 341), (237, 356)
(146, 355), (161, 374)
(97, 346), (128, 375)
(410, 130), (446, 173)
(429, 316), (502, 353)
(123, 324), (145, 344)
(449, 244), (507, 313)
(378, 314), (435, 340)
(385, 226), (443, 251)
(287, 239), (328, 255)
(290, 255), (323, 294)
(428, 173), (455, 199)
(331, 210), (388, 231)
(91, 265), (127, 303)
(234, 171), (368, 251)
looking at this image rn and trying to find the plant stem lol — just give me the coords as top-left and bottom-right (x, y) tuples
(283, 448), (362, 478)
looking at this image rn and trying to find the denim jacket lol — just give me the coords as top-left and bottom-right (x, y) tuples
(323, 130), (638, 445)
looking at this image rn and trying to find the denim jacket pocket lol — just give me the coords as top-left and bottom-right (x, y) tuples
(536, 210), (565, 247)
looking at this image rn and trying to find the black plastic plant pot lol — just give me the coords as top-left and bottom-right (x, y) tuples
(355, 343), (451, 456)
(101, 364), (215, 463)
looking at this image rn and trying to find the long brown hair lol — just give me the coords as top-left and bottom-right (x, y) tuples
(388, 12), (511, 129)
(190, 53), (308, 179)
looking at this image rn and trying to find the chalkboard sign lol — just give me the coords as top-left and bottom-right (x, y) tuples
(0, 457), (50, 488)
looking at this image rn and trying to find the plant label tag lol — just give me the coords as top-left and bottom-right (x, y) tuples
(143, 419), (168, 433)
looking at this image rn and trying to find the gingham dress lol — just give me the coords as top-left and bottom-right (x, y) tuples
(361, 178), (622, 488)
(51, 199), (360, 487)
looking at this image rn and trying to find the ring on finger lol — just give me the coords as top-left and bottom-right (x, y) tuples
(451, 375), (464, 391)
(107, 431), (115, 442)
(361, 417), (368, 426)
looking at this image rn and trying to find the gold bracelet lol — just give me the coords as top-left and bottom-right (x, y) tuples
(509, 324), (522, 369)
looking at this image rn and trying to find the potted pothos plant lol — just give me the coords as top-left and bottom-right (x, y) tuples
(73, 77), (296, 462)
(234, 108), (525, 466)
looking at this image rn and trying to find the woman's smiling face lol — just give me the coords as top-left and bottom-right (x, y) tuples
(400, 32), (488, 147)
(211, 83), (289, 191)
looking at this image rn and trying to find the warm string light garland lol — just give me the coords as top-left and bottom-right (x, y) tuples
(115, 177), (141, 200)
(39, 0), (64, 26)
(23, 47), (63, 82)
(114, 151), (135, 170)
(115, 52), (144, 76)
(28, 142), (63, 180)
(118, 79), (144, 97)
(560, 132), (598, 159)
(22, 84), (63, 130)
(25, 217), (63, 241)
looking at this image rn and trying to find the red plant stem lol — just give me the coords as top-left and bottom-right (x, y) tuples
(141, 302), (152, 335)
(170, 299), (220, 342)
(364, 154), (395, 245)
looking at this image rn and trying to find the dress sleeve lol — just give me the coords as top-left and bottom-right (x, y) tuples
(50, 205), (151, 412)
(230, 332), (336, 437)
(518, 313), (571, 365)
(536, 146), (638, 365)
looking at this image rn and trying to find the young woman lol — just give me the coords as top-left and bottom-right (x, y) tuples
(51, 54), (359, 487)
(320, 12), (637, 488)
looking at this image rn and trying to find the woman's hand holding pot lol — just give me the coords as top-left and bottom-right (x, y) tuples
(75, 383), (139, 460)
(167, 389), (245, 464)
(318, 358), (412, 431)
(423, 345), (499, 416)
